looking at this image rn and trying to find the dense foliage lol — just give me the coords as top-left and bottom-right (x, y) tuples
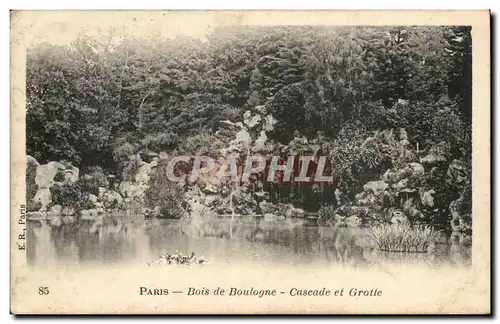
(145, 159), (186, 218)
(51, 183), (93, 210)
(26, 26), (472, 218)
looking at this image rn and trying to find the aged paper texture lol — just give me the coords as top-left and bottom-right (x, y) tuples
(11, 10), (490, 314)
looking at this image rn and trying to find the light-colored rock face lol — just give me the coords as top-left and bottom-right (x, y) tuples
(285, 206), (305, 218)
(263, 114), (277, 132)
(421, 190), (435, 207)
(119, 181), (148, 200)
(244, 114), (262, 129)
(228, 129), (252, 152)
(98, 187), (107, 196)
(35, 162), (65, 189)
(202, 183), (219, 194)
(34, 188), (52, 211)
(253, 131), (268, 151)
(135, 163), (152, 185)
(408, 162), (425, 174)
(88, 194), (98, 204)
(363, 181), (388, 195)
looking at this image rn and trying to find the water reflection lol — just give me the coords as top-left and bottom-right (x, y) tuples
(27, 216), (471, 268)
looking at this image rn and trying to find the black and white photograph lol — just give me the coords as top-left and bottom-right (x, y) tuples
(10, 10), (490, 314)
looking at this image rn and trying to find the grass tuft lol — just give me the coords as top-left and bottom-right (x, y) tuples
(369, 223), (440, 253)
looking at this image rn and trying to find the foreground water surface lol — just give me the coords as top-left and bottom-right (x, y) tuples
(26, 215), (471, 269)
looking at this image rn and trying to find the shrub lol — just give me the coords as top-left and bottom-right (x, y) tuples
(26, 156), (39, 203)
(326, 125), (396, 199)
(141, 132), (180, 152)
(145, 159), (186, 219)
(113, 141), (136, 164)
(369, 223), (439, 253)
(176, 131), (224, 156)
(51, 183), (93, 210)
(79, 166), (109, 195)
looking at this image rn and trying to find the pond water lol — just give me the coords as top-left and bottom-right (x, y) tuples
(26, 215), (471, 269)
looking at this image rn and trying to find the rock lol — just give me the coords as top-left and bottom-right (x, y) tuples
(100, 190), (123, 209)
(259, 201), (276, 214)
(219, 120), (244, 133)
(390, 210), (409, 224)
(363, 181), (388, 195)
(254, 191), (270, 201)
(244, 113), (262, 129)
(80, 209), (100, 219)
(135, 162), (152, 185)
(400, 139), (410, 146)
(98, 187), (107, 196)
(62, 206), (75, 216)
(216, 205), (232, 215)
(333, 214), (345, 224)
(357, 192), (377, 206)
(394, 178), (409, 191)
(335, 188), (345, 206)
(382, 168), (411, 184)
(229, 129), (252, 151)
(243, 110), (252, 121)
(450, 216), (470, 232)
(204, 195), (220, 207)
(408, 162), (425, 175)
(231, 188), (258, 215)
(34, 188), (52, 211)
(421, 153), (447, 165)
(263, 114), (277, 131)
(88, 194), (98, 204)
(421, 142), (449, 166)
(399, 128), (408, 141)
(119, 181), (147, 199)
(35, 161), (65, 189)
(253, 131), (268, 150)
(344, 206), (360, 216)
(219, 185), (230, 197)
(49, 204), (62, 215)
(447, 159), (468, 186)
(449, 196), (471, 233)
(62, 165), (79, 183)
(421, 189), (436, 207)
(286, 206), (305, 218)
(254, 105), (267, 114)
(406, 207), (424, 221)
(201, 183), (219, 194)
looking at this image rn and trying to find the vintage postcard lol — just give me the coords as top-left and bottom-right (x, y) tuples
(10, 10), (490, 314)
